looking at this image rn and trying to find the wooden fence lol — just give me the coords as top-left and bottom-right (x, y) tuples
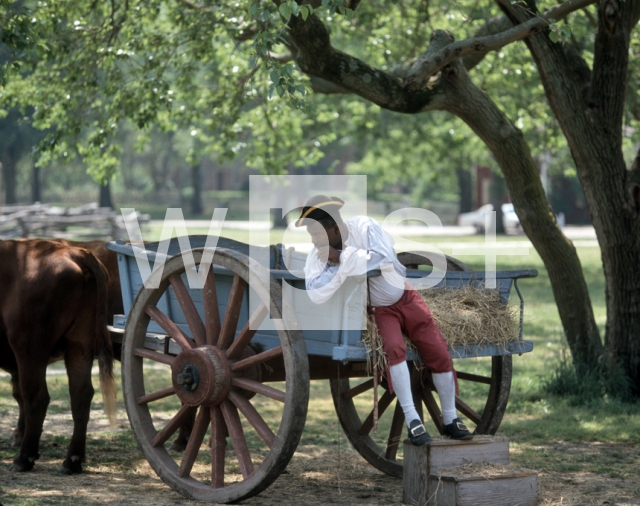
(0, 203), (149, 240)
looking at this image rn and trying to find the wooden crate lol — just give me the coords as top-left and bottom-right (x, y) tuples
(403, 437), (511, 505)
(426, 471), (538, 506)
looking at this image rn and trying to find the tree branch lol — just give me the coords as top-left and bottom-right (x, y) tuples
(308, 76), (351, 94)
(287, 13), (445, 113)
(437, 49), (605, 365)
(404, 0), (597, 91)
(461, 15), (513, 72)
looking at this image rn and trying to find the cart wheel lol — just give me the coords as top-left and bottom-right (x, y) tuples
(330, 355), (512, 477)
(122, 248), (309, 503)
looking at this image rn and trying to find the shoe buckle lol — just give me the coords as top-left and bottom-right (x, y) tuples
(456, 421), (468, 431)
(411, 424), (426, 436)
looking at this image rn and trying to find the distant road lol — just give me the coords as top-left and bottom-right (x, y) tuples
(150, 219), (597, 239)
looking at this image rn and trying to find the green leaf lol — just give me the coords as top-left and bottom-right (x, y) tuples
(270, 70), (280, 84)
(549, 30), (558, 43)
(300, 5), (309, 20)
(289, 1), (300, 16)
(279, 3), (291, 21)
(259, 10), (270, 22)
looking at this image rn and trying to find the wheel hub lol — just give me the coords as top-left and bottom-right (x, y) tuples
(176, 364), (200, 392)
(171, 346), (230, 406)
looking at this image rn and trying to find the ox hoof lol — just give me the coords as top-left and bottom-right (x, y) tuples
(169, 440), (187, 452)
(11, 437), (22, 447)
(10, 459), (35, 472)
(60, 456), (83, 475)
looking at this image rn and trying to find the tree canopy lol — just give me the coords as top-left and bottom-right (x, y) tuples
(2, 0), (640, 396)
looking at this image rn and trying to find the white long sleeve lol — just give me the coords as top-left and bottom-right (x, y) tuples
(304, 216), (406, 306)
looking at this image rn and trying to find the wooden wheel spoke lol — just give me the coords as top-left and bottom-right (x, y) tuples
(137, 386), (176, 405)
(134, 347), (175, 366)
(457, 371), (492, 385)
(231, 346), (282, 372)
(231, 377), (285, 403)
(455, 396), (482, 425)
(178, 406), (211, 477)
(228, 391), (276, 447)
(145, 306), (194, 351)
(418, 386), (444, 433)
(151, 404), (197, 448)
(210, 405), (226, 489)
(226, 303), (269, 359)
(169, 274), (207, 347)
(385, 402), (405, 460)
(217, 274), (247, 350)
(203, 268), (221, 346)
(359, 390), (395, 436)
(343, 379), (374, 399)
(220, 400), (254, 479)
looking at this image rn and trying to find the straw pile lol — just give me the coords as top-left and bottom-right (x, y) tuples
(361, 285), (518, 373)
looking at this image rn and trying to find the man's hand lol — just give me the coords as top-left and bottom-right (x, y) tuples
(317, 245), (341, 264)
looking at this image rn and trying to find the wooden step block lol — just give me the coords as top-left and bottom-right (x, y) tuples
(426, 470), (538, 506)
(403, 437), (511, 505)
(404, 437), (510, 477)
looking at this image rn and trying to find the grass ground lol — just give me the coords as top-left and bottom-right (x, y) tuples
(1, 230), (639, 505)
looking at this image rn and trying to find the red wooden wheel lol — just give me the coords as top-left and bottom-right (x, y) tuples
(330, 251), (511, 477)
(122, 248), (309, 503)
(330, 357), (512, 477)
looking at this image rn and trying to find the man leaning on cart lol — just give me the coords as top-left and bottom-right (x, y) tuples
(296, 195), (473, 445)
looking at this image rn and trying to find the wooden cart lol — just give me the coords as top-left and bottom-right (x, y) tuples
(106, 236), (537, 503)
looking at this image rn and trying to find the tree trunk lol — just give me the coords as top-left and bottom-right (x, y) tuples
(31, 163), (41, 203)
(271, 208), (289, 229)
(286, 14), (605, 374)
(2, 154), (18, 204)
(99, 180), (114, 209)
(191, 163), (203, 215)
(489, 172), (506, 235)
(456, 168), (473, 213)
(499, 0), (640, 394)
(440, 50), (604, 369)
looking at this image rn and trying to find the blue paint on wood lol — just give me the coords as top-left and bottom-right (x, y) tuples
(107, 239), (537, 362)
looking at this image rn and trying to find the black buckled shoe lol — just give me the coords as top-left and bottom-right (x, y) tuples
(408, 419), (432, 446)
(443, 418), (474, 440)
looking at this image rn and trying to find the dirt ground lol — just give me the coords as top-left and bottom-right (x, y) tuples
(1, 405), (640, 506)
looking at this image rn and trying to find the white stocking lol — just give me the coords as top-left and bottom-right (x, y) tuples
(389, 362), (420, 429)
(432, 371), (457, 425)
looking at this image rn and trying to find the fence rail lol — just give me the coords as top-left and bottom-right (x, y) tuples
(0, 202), (149, 240)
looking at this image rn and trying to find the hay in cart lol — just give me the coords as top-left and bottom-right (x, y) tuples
(362, 285), (519, 372)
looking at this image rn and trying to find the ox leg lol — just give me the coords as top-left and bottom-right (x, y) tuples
(11, 364), (49, 472)
(169, 405), (196, 452)
(10, 372), (25, 447)
(60, 351), (94, 475)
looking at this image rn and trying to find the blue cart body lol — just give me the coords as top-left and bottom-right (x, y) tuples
(106, 236), (536, 362)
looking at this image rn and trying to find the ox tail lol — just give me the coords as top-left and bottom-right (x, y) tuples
(81, 249), (118, 428)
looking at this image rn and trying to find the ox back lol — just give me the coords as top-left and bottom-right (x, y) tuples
(0, 239), (117, 474)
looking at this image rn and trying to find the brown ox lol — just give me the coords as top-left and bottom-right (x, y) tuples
(0, 239), (117, 474)
(59, 239), (193, 451)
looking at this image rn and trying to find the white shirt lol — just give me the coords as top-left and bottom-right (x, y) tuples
(304, 216), (406, 307)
